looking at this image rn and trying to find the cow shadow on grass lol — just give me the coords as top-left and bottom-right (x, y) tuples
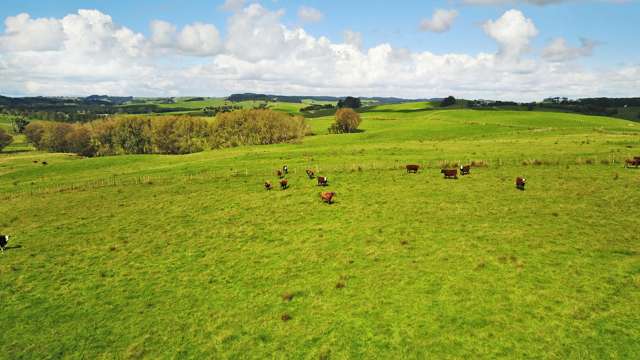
(2, 245), (22, 252)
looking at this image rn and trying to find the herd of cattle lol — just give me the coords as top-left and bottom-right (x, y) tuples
(264, 156), (640, 204)
(263, 163), (535, 205)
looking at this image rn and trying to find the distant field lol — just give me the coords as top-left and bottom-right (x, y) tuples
(1, 106), (639, 358)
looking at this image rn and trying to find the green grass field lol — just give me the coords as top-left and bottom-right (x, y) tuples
(1, 105), (639, 358)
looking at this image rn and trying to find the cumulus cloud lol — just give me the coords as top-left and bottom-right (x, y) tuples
(483, 9), (538, 59)
(0, 13), (65, 51)
(0, 5), (637, 101)
(150, 20), (222, 56)
(542, 37), (597, 62)
(343, 30), (363, 49)
(420, 9), (459, 33)
(221, 0), (245, 12)
(298, 6), (324, 23)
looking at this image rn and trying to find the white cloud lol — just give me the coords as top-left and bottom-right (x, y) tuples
(221, 0), (245, 12)
(542, 37), (597, 62)
(343, 30), (363, 50)
(0, 6), (638, 101)
(0, 13), (65, 51)
(420, 9), (459, 33)
(483, 9), (538, 59)
(298, 6), (324, 23)
(151, 20), (222, 56)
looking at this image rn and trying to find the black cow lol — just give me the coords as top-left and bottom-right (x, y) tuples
(0, 235), (8, 253)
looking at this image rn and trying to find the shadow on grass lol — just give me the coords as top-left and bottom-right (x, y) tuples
(1, 149), (32, 154)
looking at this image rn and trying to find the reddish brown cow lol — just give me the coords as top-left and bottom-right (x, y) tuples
(441, 169), (458, 179)
(406, 164), (419, 174)
(280, 179), (289, 190)
(460, 165), (471, 175)
(320, 191), (336, 204)
(624, 157), (640, 167)
(276, 170), (284, 178)
(317, 176), (329, 186)
(626, 158), (640, 168)
(264, 181), (273, 191)
(306, 169), (315, 179)
(516, 177), (526, 190)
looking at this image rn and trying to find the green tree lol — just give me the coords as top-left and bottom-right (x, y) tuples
(329, 108), (362, 134)
(440, 96), (456, 107)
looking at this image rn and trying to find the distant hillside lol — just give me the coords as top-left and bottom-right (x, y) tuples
(226, 93), (435, 104)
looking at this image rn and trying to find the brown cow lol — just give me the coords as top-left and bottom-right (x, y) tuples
(276, 170), (284, 178)
(625, 158), (640, 168)
(317, 176), (329, 186)
(441, 169), (458, 179)
(406, 164), (419, 174)
(280, 179), (289, 190)
(306, 169), (315, 179)
(516, 177), (526, 190)
(460, 165), (471, 175)
(320, 191), (336, 204)
(264, 181), (273, 191)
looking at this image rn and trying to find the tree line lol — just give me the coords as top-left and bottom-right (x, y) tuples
(24, 110), (308, 157)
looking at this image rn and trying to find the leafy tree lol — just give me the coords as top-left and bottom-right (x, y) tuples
(440, 96), (456, 107)
(337, 97), (362, 109)
(329, 108), (362, 134)
(0, 128), (13, 152)
(24, 122), (47, 148)
(65, 125), (96, 157)
(11, 117), (30, 133)
(113, 117), (152, 154)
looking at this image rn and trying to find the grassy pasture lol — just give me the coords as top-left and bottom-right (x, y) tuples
(1, 105), (639, 358)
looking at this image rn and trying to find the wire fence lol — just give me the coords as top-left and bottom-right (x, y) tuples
(0, 155), (633, 201)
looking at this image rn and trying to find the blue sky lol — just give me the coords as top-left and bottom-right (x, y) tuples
(0, 0), (638, 99)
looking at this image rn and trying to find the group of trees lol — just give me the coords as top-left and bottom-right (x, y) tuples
(337, 96), (362, 109)
(210, 110), (308, 148)
(23, 109), (308, 157)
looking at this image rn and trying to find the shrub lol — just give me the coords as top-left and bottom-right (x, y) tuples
(0, 128), (13, 152)
(329, 108), (362, 134)
(209, 109), (307, 148)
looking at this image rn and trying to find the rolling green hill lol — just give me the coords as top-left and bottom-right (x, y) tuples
(1, 106), (639, 358)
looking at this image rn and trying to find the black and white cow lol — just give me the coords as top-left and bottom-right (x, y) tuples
(0, 235), (8, 253)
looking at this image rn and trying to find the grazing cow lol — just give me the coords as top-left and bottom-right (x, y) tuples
(283, 165), (289, 174)
(0, 235), (8, 253)
(42, 161), (48, 166)
(406, 164), (420, 174)
(264, 181), (273, 191)
(276, 170), (284, 178)
(516, 177), (526, 190)
(280, 179), (289, 190)
(320, 192), (336, 204)
(625, 158), (640, 168)
(460, 165), (471, 175)
(33, 160), (39, 163)
(306, 169), (315, 179)
(441, 169), (458, 179)
(317, 176), (329, 186)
